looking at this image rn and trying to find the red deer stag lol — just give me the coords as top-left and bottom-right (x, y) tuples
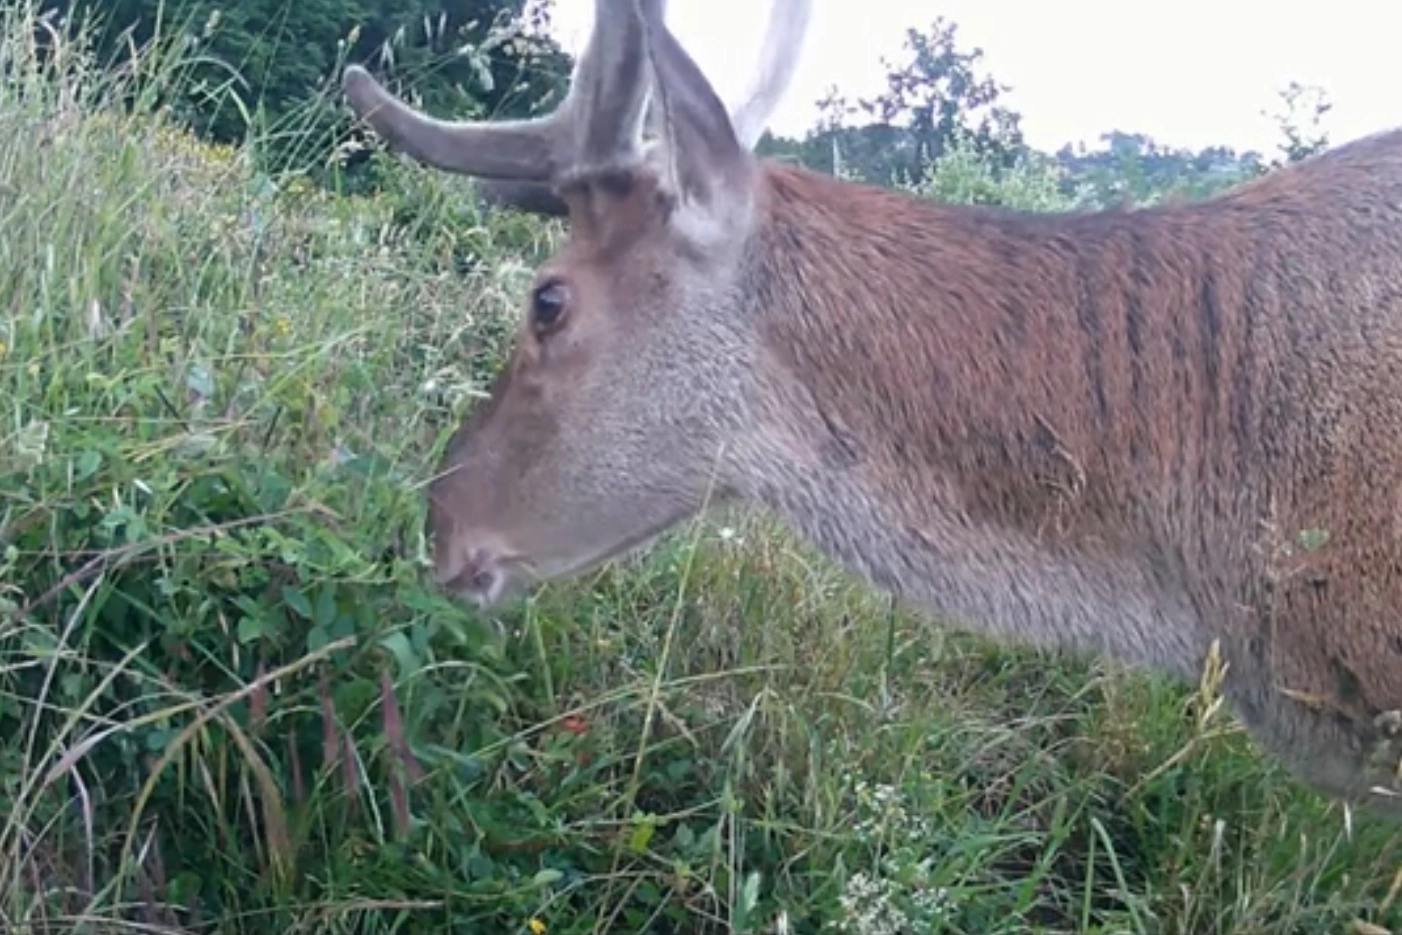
(342, 0), (1402, 818)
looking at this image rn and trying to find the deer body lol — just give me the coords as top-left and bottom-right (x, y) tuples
(342, 0), (1402, 816)
(739, 155), (1402, 806)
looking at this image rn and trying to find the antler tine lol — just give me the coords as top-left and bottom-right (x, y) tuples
(341, 65), (562, 180)
(341, 0), (652, 184)
(728, 0), (814, 151)
(560, 0), (652, 182)
(368, 0), (805, 217)
(638, 0), (748, 201)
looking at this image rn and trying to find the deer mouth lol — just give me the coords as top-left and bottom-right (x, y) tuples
(436, 546), (532, 609)
(451, 516), (689, 610)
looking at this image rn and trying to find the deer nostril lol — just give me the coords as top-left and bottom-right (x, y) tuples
(468, 564), (495, 594)
(438, 548), (499, 600)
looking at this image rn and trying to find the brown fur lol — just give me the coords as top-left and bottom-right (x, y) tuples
(735, 150), (1402, 809)
(343, 0), (1402, 818)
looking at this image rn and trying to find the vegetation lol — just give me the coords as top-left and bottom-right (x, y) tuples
(21, 0), (571, 175)
(1, 1), (1400, 933)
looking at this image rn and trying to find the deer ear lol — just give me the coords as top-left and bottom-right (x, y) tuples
(639, 0), (752, 208)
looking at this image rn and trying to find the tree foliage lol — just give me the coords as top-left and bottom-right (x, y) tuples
(1266, 80), (1333, 165)
(24, 0), (570, 168)
(859, 18), (1025, 176)
(761, 18), (1025, 187)
(758, 17), (1325, 211)
(1053, 132), (1264, 208)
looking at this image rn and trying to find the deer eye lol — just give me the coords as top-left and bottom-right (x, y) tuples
(530, 279), (569, 334)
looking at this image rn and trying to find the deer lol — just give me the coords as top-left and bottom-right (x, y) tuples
(341, 0), (1402, 820)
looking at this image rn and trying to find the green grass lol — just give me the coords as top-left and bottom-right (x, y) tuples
(2, 4), (1401, 933)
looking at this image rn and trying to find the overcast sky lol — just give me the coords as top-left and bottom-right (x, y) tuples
(536, 0), (1402, 156)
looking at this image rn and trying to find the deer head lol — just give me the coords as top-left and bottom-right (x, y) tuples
(342, 0), (813, 607)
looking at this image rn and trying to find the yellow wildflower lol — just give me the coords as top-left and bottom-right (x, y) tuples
(527, 919), (546, 935)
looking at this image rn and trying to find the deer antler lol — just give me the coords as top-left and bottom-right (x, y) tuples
(341, 0), (650, 183)
(343, 0), (813, 216)
(728, 0), (814, 150)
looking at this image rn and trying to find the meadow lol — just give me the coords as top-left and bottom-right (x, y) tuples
(2, 4), (1402, 933)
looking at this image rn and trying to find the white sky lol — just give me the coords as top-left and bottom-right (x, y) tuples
(539, 0), (1402, 156)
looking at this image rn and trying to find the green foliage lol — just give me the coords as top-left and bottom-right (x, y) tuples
(918, 134), (1078, 211)
(1266, 81), (1334, 166)
(859, 18), (1026, 173)
(1, 3), (1401, 934)
(26, 0), (570, 176)
(764, 18), (1025, 187)
(1053, 132), (1264, 209)
(761, 16), (1319, 211)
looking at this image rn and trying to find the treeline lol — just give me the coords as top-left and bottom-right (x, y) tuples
(753, 19), (1334, 209)
(15, 1), (1335, 204)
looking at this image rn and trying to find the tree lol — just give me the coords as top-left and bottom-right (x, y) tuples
(1266, 80), (1332, 166)
(858, 18), (1025, 177)
(785, 18), (1026, 187)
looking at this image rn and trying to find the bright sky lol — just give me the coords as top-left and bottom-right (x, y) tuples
(538, 0), (1402, 156)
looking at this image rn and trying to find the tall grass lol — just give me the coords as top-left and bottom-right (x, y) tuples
(1, 3), (1401, 933)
